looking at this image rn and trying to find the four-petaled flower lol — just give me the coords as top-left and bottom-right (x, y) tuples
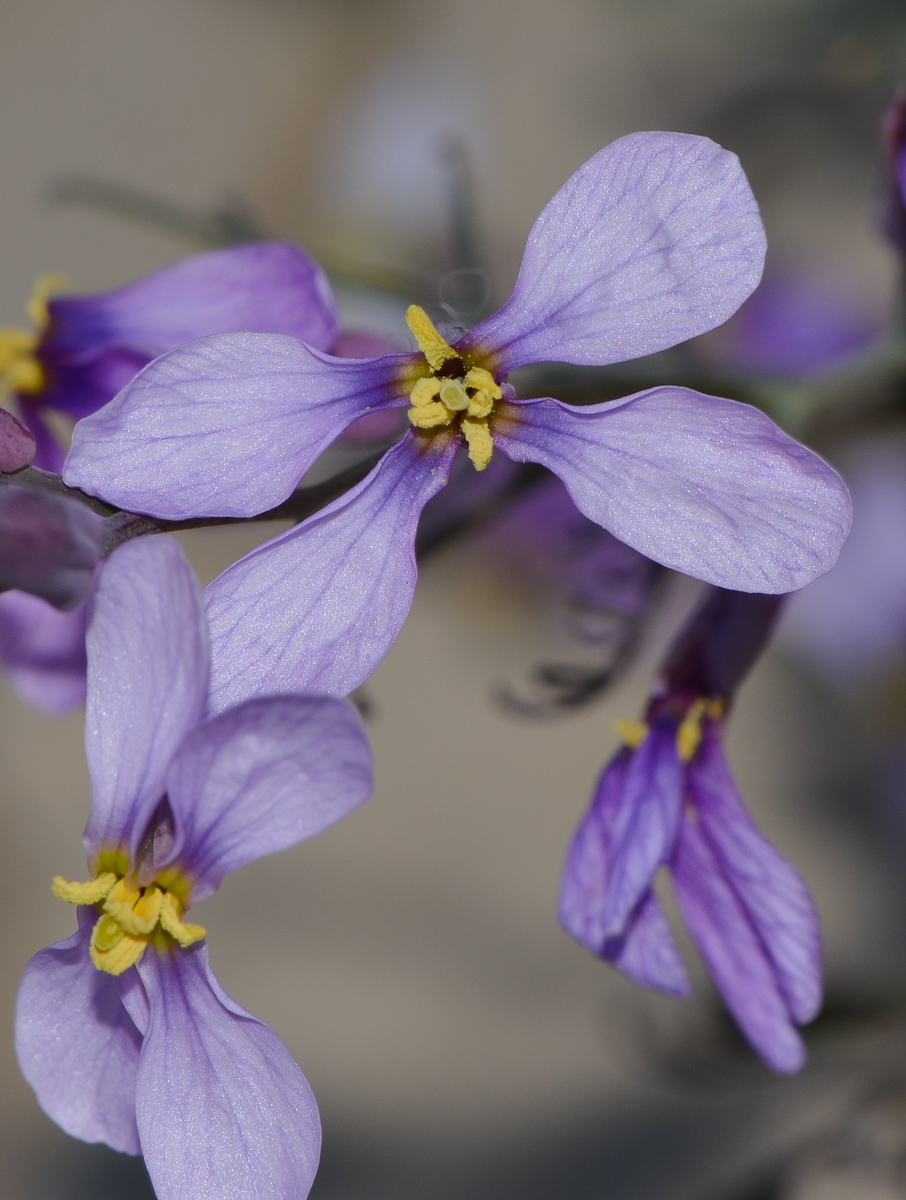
(64, 132), (852, 712)
(15, 536), (373, 1199)
(559, 587), (821, 1072)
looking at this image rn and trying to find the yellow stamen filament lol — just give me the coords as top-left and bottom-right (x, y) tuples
(404, 306), (504, 471)
(675, 697), (724, 763)
(614, 718), (649, 749)
(53, 866), (205, 976)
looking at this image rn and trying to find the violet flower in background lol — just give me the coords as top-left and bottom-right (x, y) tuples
(559, 588), (821, 1073)
(0, 241), (341, 715)
(64, 132), (852, 711)
(16, 536), (373, 1198)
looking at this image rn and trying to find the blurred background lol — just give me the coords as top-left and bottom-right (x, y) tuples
(4, 0), (906, 1197)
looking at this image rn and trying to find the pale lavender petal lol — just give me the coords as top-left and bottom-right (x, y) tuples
(603, 892), (690, 995)
(691, 728), (821, 1024)
(84, 538), (207, 863)
(599, 723), (684, 936)
(205, 432), (457, 711)
(494, 389), (852, 593)
(0, 406), (36, 471)
(0, 591), (87, 713)
(672, 815), (806, 1073)
(0, 488), (102, 610)
(64, 335), (410, 518)
(163, 696), (372, 900)
(15, 909), (142, 1154)
(136, 943), (320, 1200)
(45, 242), (338, 357)
(458, 132), (765, 373)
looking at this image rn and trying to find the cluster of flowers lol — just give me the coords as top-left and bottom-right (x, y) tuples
(3, 131), (855, 1198)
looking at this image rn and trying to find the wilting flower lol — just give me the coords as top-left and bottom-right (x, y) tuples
(559, 587), (821, 1072)
(0, 242), (337, 714)
(16, 536), (373, 1198)
(64, 132), (852, 709)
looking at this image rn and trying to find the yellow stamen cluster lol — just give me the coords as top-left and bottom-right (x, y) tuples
(613, 697), (725, 762)
(405, 305), (501, 471)
(0, 274), (65, 401)
(53, 869), (205, 976)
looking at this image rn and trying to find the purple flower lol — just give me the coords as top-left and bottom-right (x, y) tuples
(559, 588), (821, 1073)
(63, 132), (852, 709)
(0, 405), (36, 471)
(15, 536), (373, 1197)
(3, 242), (337, 473)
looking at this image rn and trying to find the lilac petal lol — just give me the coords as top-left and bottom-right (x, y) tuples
(671, 815), (806, 1073)
(0, 591), (87, 713)
(205, 431), (457, 711)
(0, 487), (102, 610)
(559, 750), (689, 993)
(691, 729), (821, 1024)
(45, 242), (338, 357)
(64, 334), (410, 519)
(84, 538), (207, 864)
(40, 346), (149, 423)
(15, 909), (142, 1154)
(494, 389), (852, 593)
(603, 892), (691, 996)
(599, 722), (685, 936)
(0, 407), (36, 471)
(135, 943), (320, 1200)
(163, 695), (372, 900)
(20, 406), (65, 473)
(458, 132), (765, 374)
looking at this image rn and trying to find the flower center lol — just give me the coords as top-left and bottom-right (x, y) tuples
(0, 274), (65, 401)
(405, 305), (501, 471)
(52, 867), (205, 976)
(613, 696), (725, 762)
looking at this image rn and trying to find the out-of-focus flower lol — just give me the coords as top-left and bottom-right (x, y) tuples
(16, 536), (373, 1198)
(559, 588), (821, 1073)
(64, 132), (852, 709)
(0, 487), (102, 609)
(0, 405), (36, 471)
(1, 242), (338, 472)
(694, 266), (884, 376)
(882, 91), (906, 254)
(781, 434), (906, 687)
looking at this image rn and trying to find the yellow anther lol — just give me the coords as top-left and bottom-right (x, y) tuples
(463, 366), (502, 401)
(26, 273), (67, 332)
(408, 400), (453, 429)
(675, 696), (723, 763)
(52, 872), (118, 905)
(405, 305), (460, 373)
(409, 376), (441, 408)
(438, 378), (470, 412)
(462, 417), (493, 471)
(466, 390), (494, 419)
(614, 718), (649, 749)
(90, 915), (147, 975)
(103, 879), (164, 936)
(159, 892), (206, 947)
(0, 328), (43, 395)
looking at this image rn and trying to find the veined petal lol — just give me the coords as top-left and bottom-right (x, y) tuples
(0, 591), (87, 714)
(135, 944), (320, 1200)
(691, 728), (821, 1024)
(84, 538), (207, 864)
(15, 910), (142, 1155)
(559, 749), (688, 993)
(672, 814), (806, 1073)
(494, 389), (852, 593)
(45, 242), (339, 357)
(164, 696), (373, 900)
(598, 723), (684, 936)
(458, 132), (765, 373)
(603, 892), (690, 996)
(64, 335), (411, 519)
(205, 431), (457, 711)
